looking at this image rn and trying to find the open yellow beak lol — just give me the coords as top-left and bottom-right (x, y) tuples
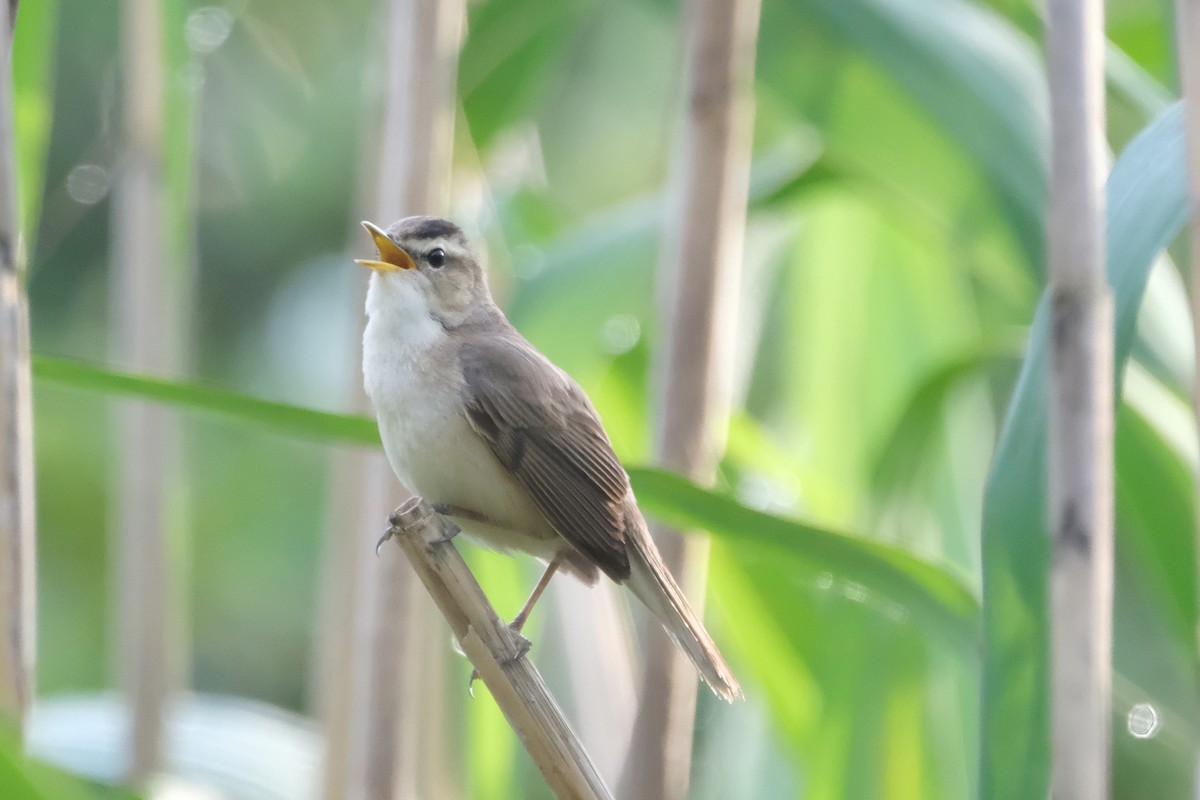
(355, 221), (416, 272)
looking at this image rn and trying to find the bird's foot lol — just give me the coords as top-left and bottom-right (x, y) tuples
(378, 498), (458, 553)
(378, 497), (425, 555)
(466, 624), (532, 697)
(428, 522), (460, 546)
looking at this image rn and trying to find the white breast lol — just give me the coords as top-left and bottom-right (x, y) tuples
(362, 274), (558, 556)
(364, 281), (443, 474)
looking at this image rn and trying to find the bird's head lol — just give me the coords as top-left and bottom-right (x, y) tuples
(357, 216), (492, 329)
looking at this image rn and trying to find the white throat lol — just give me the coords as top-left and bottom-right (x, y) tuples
(362, 273), (446, 403)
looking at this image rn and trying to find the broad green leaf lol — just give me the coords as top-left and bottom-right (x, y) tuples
(0, 743), (46, 800)
(629, 466), (978, 644)
(33, 355), (978, 640)
(979, 103), (1189, 800)
(12, 0), (57, 247)
(1111, 403), (1198, 799)
(871, 341), (1022, 492)
(460, 0), (589, 148)
(977, 1), (1173, 122)
(32, 355), (381, 446)
(0, 727), (137, 800)
(712, 543), (973, 799)
(792, 0), (1048, 269)
(506, 138), (818, 373)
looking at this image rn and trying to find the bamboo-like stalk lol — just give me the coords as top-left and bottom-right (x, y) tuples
(374, 5), (463, 797)
(319, 0), (464, 797)
(312, 110), (393, 800)
(313, 455), (369, 798)
(0, 0), (35, 735)
(383, 497), (613, 800)
(1044, 1), (1112, 798)
(619, 0), (761, 797)
(1173, 1), (1200, 792)
(111, 0), (187, 784)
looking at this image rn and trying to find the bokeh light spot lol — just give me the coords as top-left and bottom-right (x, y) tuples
(1127, 703), (1159, 739)
(186, 7), (234, 54)
(601, 314), (640, 354)
(65, 164), (109, 205)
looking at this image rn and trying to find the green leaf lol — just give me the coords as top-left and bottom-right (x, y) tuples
(163, 0), (199, 285)
(12, 0), (58, 246)
(979, 102), (1189, 800)
(628, 466), (979, 644)
(1111, 403), (1199, 800)
(33, 354), (978, 641)
(793, 0), (1048, 268)
(0, 726), (137, 800)
(871, 341), (1022, 492)
(459, 0), (589, 148)
(507, 138), (819, 372)
(0, 744), (46, 800)
(32, 355), (380, 446)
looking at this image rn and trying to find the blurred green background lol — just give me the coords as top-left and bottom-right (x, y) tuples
(9, 0), (1200, 797)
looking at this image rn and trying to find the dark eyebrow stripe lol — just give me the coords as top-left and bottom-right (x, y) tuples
(407, 218), (463, 240)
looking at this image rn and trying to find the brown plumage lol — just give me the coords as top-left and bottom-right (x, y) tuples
(359, 215), (741, 701)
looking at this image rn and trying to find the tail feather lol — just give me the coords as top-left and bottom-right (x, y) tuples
(624, 517), (742, 702)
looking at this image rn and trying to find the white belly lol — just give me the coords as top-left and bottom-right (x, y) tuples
(378, 394), (557, 552)
(363, 301), (558, 557)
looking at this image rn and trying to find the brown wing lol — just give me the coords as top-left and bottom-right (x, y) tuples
(459, 337), (632, 581)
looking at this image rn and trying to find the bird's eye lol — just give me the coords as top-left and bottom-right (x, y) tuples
(427, 248), (446, 268)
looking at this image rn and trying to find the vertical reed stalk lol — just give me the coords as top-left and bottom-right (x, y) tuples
(0, 0), (34, 736)
(1172, 0), (1200, 791)
(1044, 1), (1112, 798)
(619, 0), (761, 797)
(320, 1), (464, 797)
(111, 0), (189, 784)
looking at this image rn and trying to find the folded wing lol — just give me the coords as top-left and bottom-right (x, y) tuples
(459, 336), (632, 581)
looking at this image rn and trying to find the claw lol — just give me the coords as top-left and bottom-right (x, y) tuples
(509, 628), (532, 661)
(463, 625), (532, 697)
(430, 525), (460, 545)
(375, 527), (395, 557)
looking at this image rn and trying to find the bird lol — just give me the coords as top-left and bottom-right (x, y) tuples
(356, 215), (741, 702)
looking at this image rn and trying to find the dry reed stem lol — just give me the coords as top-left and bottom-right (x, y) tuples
(1045, 0), (1113, 798)
(621, 0), (761, 796)
(328, 1), (467, 798)
(384, 497), (613, 800)
(112, 0), (185, 782)
(1172, 0), (1200, 791)
(0, 1), (34, 734)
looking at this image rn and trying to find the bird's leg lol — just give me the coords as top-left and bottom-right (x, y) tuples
(467, 554), (563, 694)
(431, 502), (491, 525)
(510, 554), (563, 633)
(431, 502), (503, 543)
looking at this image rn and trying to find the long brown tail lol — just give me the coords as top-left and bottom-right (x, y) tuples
(623, 511), (742, 702)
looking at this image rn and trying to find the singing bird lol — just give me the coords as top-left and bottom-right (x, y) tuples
(357, 216), (740, 701)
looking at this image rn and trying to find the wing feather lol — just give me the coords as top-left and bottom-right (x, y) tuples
(460, 337), (631, 580)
